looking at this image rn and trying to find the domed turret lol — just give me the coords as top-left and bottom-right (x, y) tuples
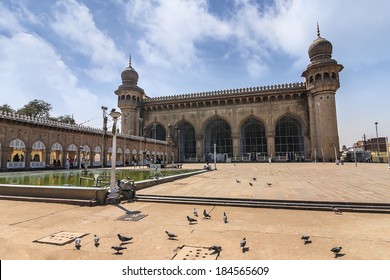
(121, 56), (139, 85)
(308, 25), (333, 62)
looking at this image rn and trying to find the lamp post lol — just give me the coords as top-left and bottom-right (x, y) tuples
(79, 146), (83, 169)
(386, 137), (390, 170)
(153, 123), (157, 163)
(178, 129), (181, 164)
(101, 106), (108, 167)
(108, 109), (121, 200)
(375, 122), (380, 162)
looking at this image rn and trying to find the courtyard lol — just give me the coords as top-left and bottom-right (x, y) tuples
(0, 162), (389, 260)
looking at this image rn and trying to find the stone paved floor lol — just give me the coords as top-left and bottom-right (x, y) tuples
(0, 162), (389, 260)
(138, 162), (390, 203)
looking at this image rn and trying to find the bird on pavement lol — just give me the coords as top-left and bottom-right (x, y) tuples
(111, 246), (127, 254)
(203, 209), (211, 219)
(117, 234), (133, 244)
(94, 235), (100, 247)
(165, 231), (178, 240)
(332, 207), (343, 215)
(187, 216), (197, 224)
(249, 182), (253, 186)
(253, 178), (257, 181)
(301, 235), (311, 244)
(266, 182), (272, 186)
(240, 238), (246, 252)
(331, 247), (342, 257)
(74, 237), (81, 248)
(223, 212), (228, 223)
(209, 245), (222, 253)
(236, 179), (241, 183)
(193, 208), (198, 217)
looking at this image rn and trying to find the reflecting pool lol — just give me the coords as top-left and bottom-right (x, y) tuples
(0, 168), (193, 187)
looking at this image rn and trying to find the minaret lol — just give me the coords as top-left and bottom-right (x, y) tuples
(302, 25), (343, 161)
(115, 56), (145, 136)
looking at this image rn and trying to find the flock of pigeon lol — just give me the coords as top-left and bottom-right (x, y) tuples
(236, 177), (272, 187)
(72, 202), (345, 258)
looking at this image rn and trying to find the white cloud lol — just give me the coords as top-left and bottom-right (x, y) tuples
(124, 0), (232, 69)
(0, 3), (25, 33)
(0, 32), (106, 127)
(50, 0), (125, 82)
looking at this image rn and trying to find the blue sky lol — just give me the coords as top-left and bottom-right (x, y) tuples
(0, 0), (389, 148)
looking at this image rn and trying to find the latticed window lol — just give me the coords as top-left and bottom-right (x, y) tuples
(240, 118), (267, 157)
(148, 124), (166, 141)
(203, 118), (232, 156)
(275, 116), (305, 158)
(176, 122), (196, 160)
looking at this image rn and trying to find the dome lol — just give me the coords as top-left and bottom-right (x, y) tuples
(121, 58), (138, 85)
(308, 26), (333, 62)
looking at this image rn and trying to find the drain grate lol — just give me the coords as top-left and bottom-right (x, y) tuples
(172, 245), (219, 260)
(117, 211), (148, 222)
(33, 231), (89, 245)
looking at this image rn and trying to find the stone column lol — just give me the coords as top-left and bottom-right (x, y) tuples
(267, 131), (275, 158)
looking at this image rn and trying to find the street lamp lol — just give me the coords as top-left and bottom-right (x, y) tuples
(108, 109), (121, 200)
(178, 129), (181, 164)
(101, 106), (108, 167)
(153, 123), (157, 163)
(375, 122), (380, 162)
(79, 146), (83, 169)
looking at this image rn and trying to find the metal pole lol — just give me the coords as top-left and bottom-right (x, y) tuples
(386, 137), (390, 170)
(214, 143), (217, 170)
(375, 122), (380, 162)
(178, 130), (181, 164)
(108, 110), (121, 199)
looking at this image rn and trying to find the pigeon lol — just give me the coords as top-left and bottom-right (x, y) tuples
(193, 208), (198, 217)
(223, 212), (228, 223)
(266, 182), (272, 186)
(187, 216), (197, 224)
(249, 182), (253, 186)
(332, 207), (342, 215)
(301, 235), (310, 244)
(209, 245), (222, 253)
(240, 237), (246, 251)
(236, 179), (241, 183)
(203, 209), (211, 219)
(253, 178), (257, 181)
(74, 237), (81, 248)
(111, 246), (127, 254)
(165, 231), (178, 240)
(94, 235), (100, 247)
(331, 246), (342, 257)
(117, 234), (133, 244)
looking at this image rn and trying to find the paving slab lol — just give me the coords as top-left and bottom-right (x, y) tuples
(0, 162), (389, 260)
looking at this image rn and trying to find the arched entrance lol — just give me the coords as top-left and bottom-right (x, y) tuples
(8, 139), (26, 169)
(31, 141), (46, 168)
(275, 116), (305, 161)
(176, 121), (196, 162)
(203, 118), (232, 162)
(240, 118), (267, 161)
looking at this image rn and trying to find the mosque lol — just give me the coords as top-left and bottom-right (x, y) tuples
(0, 27), (343, 170)
(118, 26), (343, 163)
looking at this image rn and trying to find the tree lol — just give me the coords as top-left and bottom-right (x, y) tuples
(0, 104), (15, 114)
(50, 115), (75, 124)
(16, 99), (52, 118)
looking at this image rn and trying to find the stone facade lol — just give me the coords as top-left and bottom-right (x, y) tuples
(0, 112), (171, 170)
(117, 29), (343, 162)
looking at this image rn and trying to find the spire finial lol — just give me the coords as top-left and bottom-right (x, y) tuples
(317, 22), (321, 37)
(129, 54), (132, 66)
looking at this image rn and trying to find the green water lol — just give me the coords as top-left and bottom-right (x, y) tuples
(0, 168), (192, 187)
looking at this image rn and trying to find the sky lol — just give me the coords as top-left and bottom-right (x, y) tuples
(0, 0), (389, 148)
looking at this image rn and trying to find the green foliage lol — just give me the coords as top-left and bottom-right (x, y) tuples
(0, 104), (15, 114)
(16, 99), (52, 118)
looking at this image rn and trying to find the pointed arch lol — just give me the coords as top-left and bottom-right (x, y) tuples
(275, 115), (305, 160)
(175, 121), (196, 161)
(203, 117), (232, 160)
(240, 117), (267, 159)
